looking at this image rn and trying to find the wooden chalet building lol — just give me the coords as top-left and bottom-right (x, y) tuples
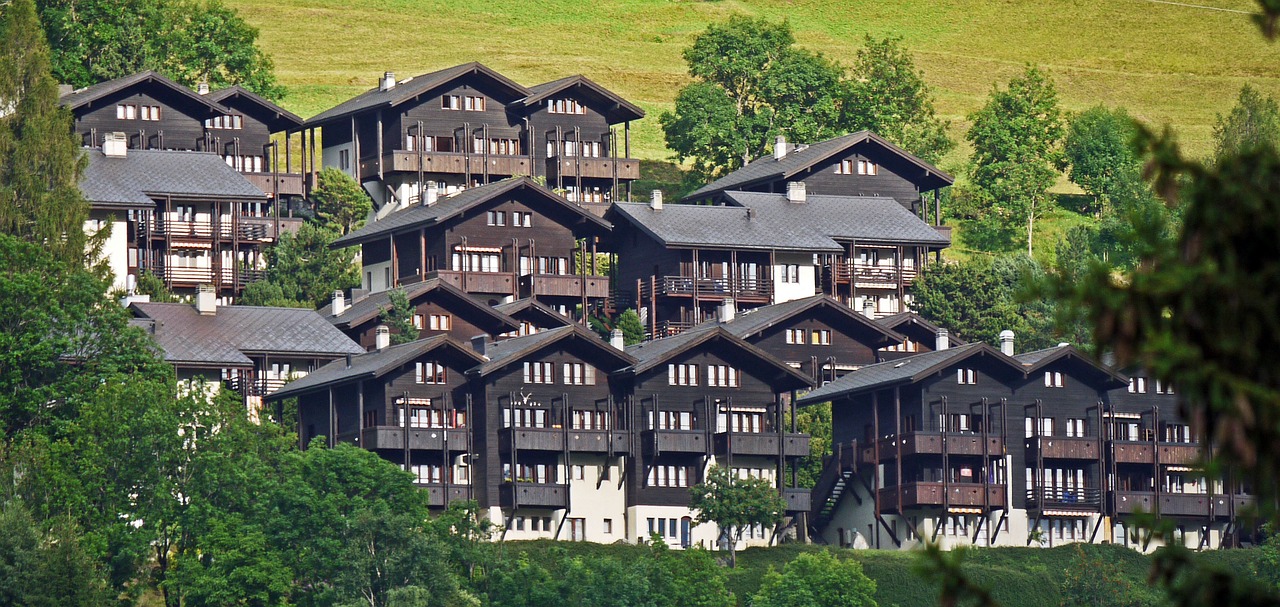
(330, 178), (613, 320)
(79, 145), (276, 299)
(620, 326), (814, 548)
(494, 298), (575, 337)
(798, 336), (1253, 551)
(275, 335), (488, 508)
(300, 63), (644, 216)
(129, 293), (363, 414)
(607, 184), (949, 336)
(320, 280), (521, 350)
(876, 312), (967, 360)
(697, 295), (905, 384)
(683, 131), (953, 223)
(60, 71), (308, 201)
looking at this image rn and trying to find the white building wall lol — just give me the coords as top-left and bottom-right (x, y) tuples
(362, 260), (392, 293)
(85, 214), (130, 292)
(773, 251), (817, 304)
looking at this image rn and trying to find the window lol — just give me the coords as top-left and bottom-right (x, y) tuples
(488, 138), (520, 155)
(1065, 418), (1085, 437)
(505, 462), (552, 484)
(140, 105), (161, 121)
(415, 361), (446, 384)
(513, 211), (533, 227)
(651, 410), (692, 430)
(523, 361), (554, 384)
(722, 410), (763, 433)
(452, 249), (501, 272)
(413, 314), (424, 330)
(562, 362), (596, 385)
(811, 329), (831, 346)
(706, 365), (739, 388)
(603, 519), (613, 534)
(858, 160), (878, 175)
(116, 104), (137, 120)
(667, 363), (698, 386)
(781, 264), (800, 283)
(463, 95), (485, 111)
(836, 159), (854, 174)
(412, 464), (443, 484)
(1129, 377), (1148, 394)
(1165, 423), (1192, 443)
(647, 464), (692, 487)
(442, 95), (461, 110)
(504, 407), (548, 428)
(548, 98), (586, 114)
(486, 210), (506, 226)
(581, 141), (601, 157)
(570, 465), (586, 480)
(572, 410), (608, 430)
(1025, 416), (1055, 438)
(785, 328), (805, 345)
(339, 149), (350, 171)
(1155, 379), (1175, 394)
(1044, 371), (1065, 388)
(427, 314), (451, 331)
(957, 368), (977, 385)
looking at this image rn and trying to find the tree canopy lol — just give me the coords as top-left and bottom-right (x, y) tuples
(1064, 106), (1146, 216)
(967, 66), (1064, 255)
(239, 222), (360, 309)
(751, 550), (877, 607)
(845, 35), (953, 164)
(314, 167), (373, 236)
(1213, 84), (1280, 161)
(689, 465), (785, 568)
(37, 0), (284, 98)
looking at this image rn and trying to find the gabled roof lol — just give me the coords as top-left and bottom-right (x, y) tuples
(318, 279), (520, 333)
(724, 192), (951, 246)
(267, 335), (485, 400)
(494, 298), (573, 328)
(60, 70), (228, 115)
(607, 202), (842, 252)
(80, 149), (267, 207)
(303, 62), (530, 127)
(206, 85), (303, 131)
(684, 131), (954, 201)
(331, 177), (611, 248)
(703, 295), (903, 348)
(623, 326), (814, 389)
(521, 75), (645, 123)
(796, 342), (1025, 406)
(1015, 345), (1128, 388)
(875, 312), (967, 347)
(130, 302), (364, 368)
(470, 324), (636, 376)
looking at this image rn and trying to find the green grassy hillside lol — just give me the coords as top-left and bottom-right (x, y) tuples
(228, 0), (1280, 169)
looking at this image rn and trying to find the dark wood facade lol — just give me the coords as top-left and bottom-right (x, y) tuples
(301, 65), (644, 213)
(324, 279), (521, 350)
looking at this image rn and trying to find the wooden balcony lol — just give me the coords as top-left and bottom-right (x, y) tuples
(712, 432), (810, 458)
(1026, 436), (1101, 460)
(499, 427), (628, 454)
(1110, 441), (1203, 465)
(641, 429), (708, 455)
(420, 484), (473, 508)
(500, 482), (568, 509)
(652, 275), (772, 303)
(241, 171), (305, 197)
(383, 151), (533, 177)
(1211, 494), (1256, 517)
(424, 270), (516, 296)
(546, 155), (640, 180)
(1113, 491), (1220, 517)
(519, 274), (610, 299)
(1025, 487), (1103, 511)
(860, 432), (1004, 463)
(784, 488), (811, 512)
(351, 426), (468, 452)
(824, 262), (919, 289)
(877, 482), (1006, 512)
(146, 217), (290, 242)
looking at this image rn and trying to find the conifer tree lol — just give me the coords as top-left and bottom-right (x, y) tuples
(0, 0), (91, 267)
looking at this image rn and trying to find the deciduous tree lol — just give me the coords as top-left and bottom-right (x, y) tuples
(846, 35), (953, 163)
(689, 465), (785, 568)
(1064, 106), (1146, 216)
(967, 66), (1064, 255)
(751, 550), (877, 607)
(1213, 84), (1280, 161)
(240, 222), (359, 309)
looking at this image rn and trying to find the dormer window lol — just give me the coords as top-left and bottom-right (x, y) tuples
(548, 98), (585, 114)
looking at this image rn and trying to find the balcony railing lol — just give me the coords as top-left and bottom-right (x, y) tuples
(712, 431), (810, 458)
(824, 262), (919, 288)
(424, 270), (517, 296)
(641, 429), (708, 455)
(422, 484), (473, 508)
(878, 482), (1006, 512)
(859, 431), (1004, 463)
(784, 488), (811, 512)
(500, 482), (568, 509)
(241, 171), (305, 197)
(384, 151), (533, 177)
(650, 275), (773, 302)
(345, 426), (469, 451)
(519, 273), (610, 299)
(1110, 440), (1202, 465)
(1025, 487), (1103, 510)
(1026, 436), (1101, 460)
(546, 155), (641, 180)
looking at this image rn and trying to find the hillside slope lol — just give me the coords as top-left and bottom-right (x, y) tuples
(226, 0), (1279, 167)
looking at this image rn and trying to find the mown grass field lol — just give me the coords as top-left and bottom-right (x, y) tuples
(228, 0), (1280, 170)
(502, 540), (1264, 607)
